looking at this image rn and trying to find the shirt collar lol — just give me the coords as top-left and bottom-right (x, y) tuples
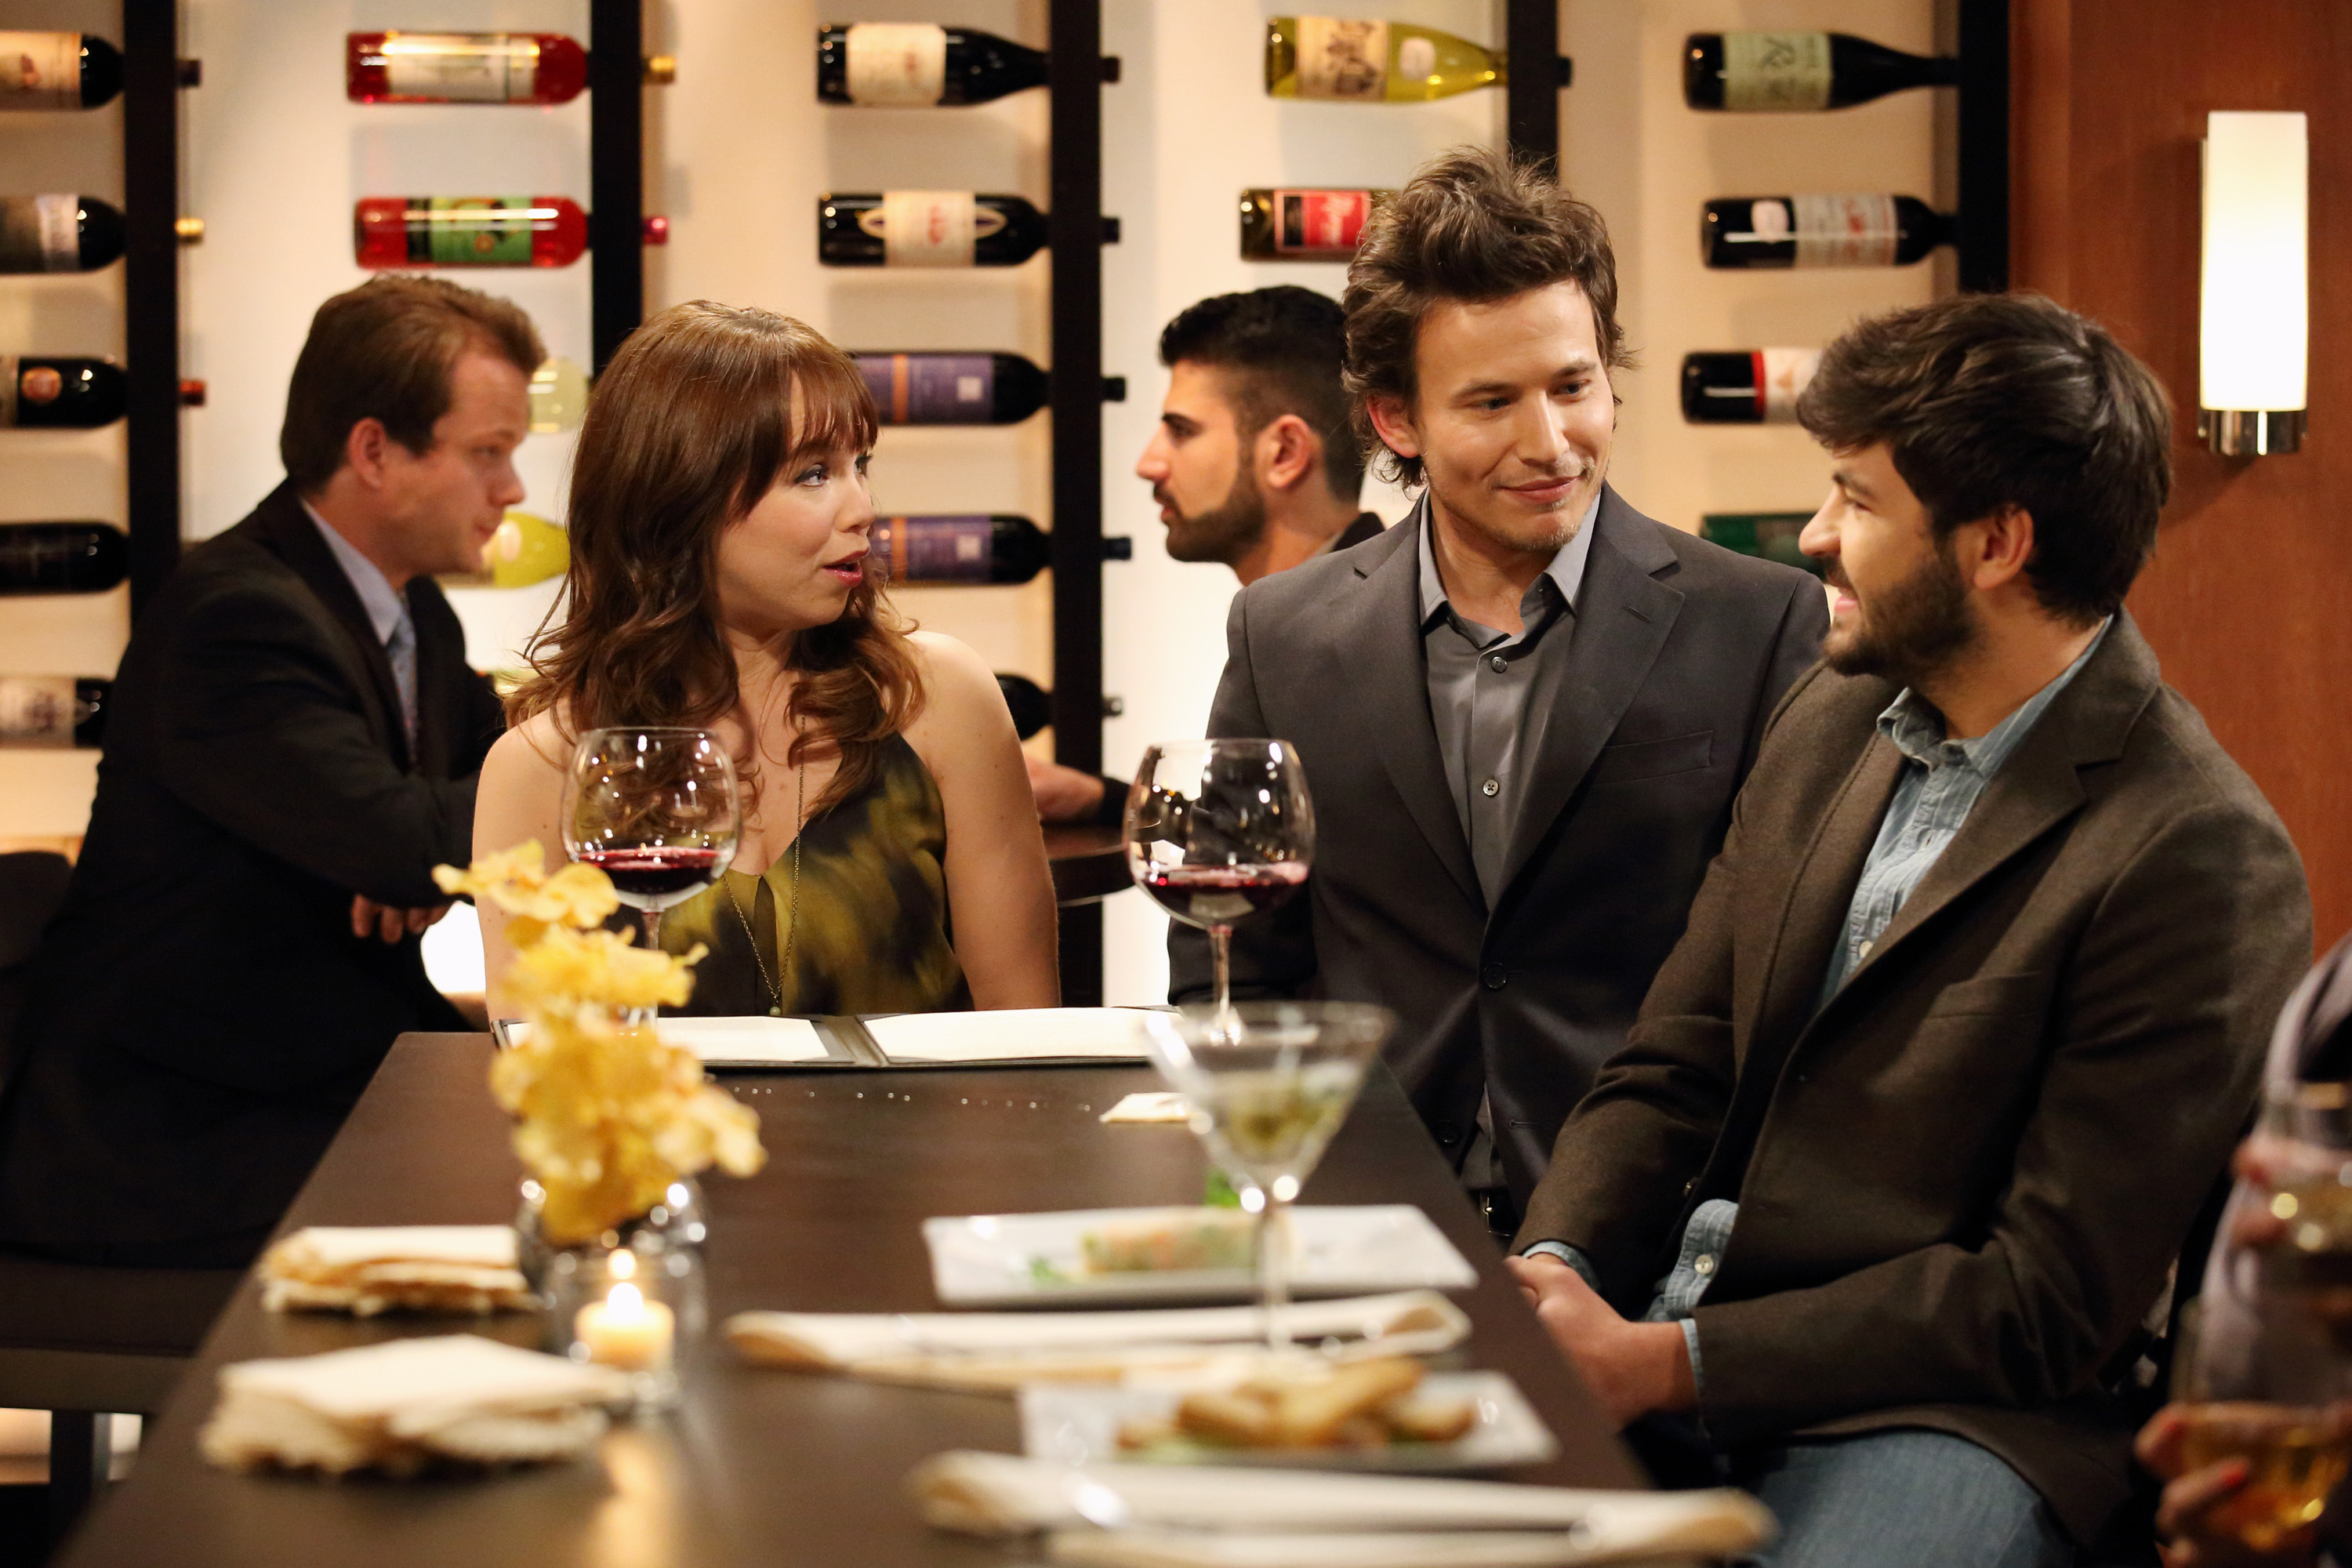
(1415, 491), (1602, 631)
(302, 498), (410, 648)
(1876, 616), (2114, 775)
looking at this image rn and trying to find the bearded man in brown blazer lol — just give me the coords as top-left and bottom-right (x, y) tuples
(1507, 292), (2312, 1566)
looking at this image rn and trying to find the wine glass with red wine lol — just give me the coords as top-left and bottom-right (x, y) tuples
(562, 728), (740, 957)
(1124, 739), (1314, 1033)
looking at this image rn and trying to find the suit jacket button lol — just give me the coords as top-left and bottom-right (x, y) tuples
(1481, 964), (1508, 990)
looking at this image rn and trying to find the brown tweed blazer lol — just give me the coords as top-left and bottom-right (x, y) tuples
(1516, 611), (2312, 1541)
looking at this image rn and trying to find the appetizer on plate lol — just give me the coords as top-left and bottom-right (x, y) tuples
(1116, 1356), (1475, 1454)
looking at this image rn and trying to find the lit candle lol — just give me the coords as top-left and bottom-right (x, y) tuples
(575, 1281), (674, 1372)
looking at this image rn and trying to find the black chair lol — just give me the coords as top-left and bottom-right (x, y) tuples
(0, 850), (242, 1551)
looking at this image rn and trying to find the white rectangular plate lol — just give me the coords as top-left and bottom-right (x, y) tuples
(1019, 1371), (1555, 1472)
(923, 1205), (1478, 1307)
(497, 1016), (830, 1066)
(866, 1007), (1153, 1064)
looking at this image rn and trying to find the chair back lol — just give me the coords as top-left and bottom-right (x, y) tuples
(0, 850), (72, 1087)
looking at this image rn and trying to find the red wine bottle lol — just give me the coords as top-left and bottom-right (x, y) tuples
(345, 33), (673, 103)
(0, 523), (128, 593)
(1680, 350), (1820, 425)
(1, 194), (125, 274)
(874, 515), (1051, 585)
(1700, 194), (1951, 269)
(853, 353), (1049, 424)
(996, 673), (1051, 739)
(0, 32), (123, 109)
(2, 357), (128, 429)
(817, 24), (1047, 105)
(1239, 188), (1392, 261)
(818, 192), (1050, 267)
(1683, 31), (1956, 111)
(0, 676), (107, 748)
(353, 198), (666, 268)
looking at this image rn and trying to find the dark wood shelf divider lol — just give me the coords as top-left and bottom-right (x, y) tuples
(588, 0), (646, 371)
(1956, 0), (2010, 292)
(1501, 0), (1563, 169)
(122, 0), (183, 612)
(1048, 0), (1109, 1004)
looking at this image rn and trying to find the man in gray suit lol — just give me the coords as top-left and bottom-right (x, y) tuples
(1171, 147), (1828, 1240)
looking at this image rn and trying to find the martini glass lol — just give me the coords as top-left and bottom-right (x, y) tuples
(1141, 1001), (1396, 1351)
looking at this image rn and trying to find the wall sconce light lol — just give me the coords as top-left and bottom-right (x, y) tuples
(2199, 111), (2308, 456)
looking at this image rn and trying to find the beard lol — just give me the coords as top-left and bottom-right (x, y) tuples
(1162, 463), (1268, 567)
(1823, 532), (1978, 687)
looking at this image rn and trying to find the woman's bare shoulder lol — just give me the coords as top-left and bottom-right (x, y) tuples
(488, 708), (574, 776)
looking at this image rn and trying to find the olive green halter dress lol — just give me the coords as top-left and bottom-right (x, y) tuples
(654, 734), (971, 1016)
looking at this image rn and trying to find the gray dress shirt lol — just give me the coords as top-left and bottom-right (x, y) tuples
(1416, 496), (1599, 1189)
(305, 500), (420, 750)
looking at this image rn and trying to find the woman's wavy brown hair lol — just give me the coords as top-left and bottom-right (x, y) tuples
(509, 301), (924, 815)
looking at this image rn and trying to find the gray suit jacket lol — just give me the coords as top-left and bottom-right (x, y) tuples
(1518, 613), (2312, 1541)
(1171, 485), (1828, 1203)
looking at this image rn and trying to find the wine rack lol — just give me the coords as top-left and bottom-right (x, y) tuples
(588, 0), (647, 369)
(1955, 0), (2009, 292)
(1500, 0), (1561, 167)
(122, 0), (186, 610)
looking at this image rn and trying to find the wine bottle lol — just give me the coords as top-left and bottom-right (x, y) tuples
(0, 33), (124, 110)
(528, 358), (588, 434)
(1683, 31), (1957, 112)
(353, 198), (666, 269)
(0, 194), (125, 274)
(816, 24), (1047, 106)
(2, 357), (128, 430)
(438, 511), (568, 590)
(853, 353), (1049, 425)
(0, 523), (129, 594)
(1680, 350), (1821, 425)
(995, 673), (1052, 739)
(0, 677), (107, 749)
(1699, 512), (1821, 577)
(1240, 188), (1392, 261)
(873, 515), (1050, 585)
(1263, 17), (1569, 101)
(818, 192), (1049, 268)
(346, 33), (673, 103)
(1700, 194), (1951, 270)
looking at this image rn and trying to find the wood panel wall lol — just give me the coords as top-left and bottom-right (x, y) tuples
(2011, 0), (2352, 950)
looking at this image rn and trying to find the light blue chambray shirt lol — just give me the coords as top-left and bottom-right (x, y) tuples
(1528, 619), (2112, 1394)
(303, 499), (419, 750)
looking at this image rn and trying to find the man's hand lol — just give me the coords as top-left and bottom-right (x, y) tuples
(1504, 1250), (1697, 1428)
(1025, 756), (1108, 824)
(2137, 1403), (2335, 1567)
(350, 894), (452, 943)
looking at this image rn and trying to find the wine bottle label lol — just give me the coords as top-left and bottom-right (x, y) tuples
(0, 194), (73, 272)
(419, 197), (535, 265)
(380, 33), (539, 102)
(1396, 35), (1437, 80)
(845, 23), (948, 106)
(872, 191), (982, 267)
(1722, 32), (1832, 112)
(0, 32), (83, 109)
(1271, 190), (1374, 257)
(1294, 18), (1388, 100)
(875, 516), (993, 582)
(858, 354), (996, 423)
(1791, 194), (1898, 267)
(1756, 347), (1822, 422)
(0, 677), (77, 746)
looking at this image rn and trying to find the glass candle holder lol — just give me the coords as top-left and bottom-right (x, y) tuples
(544, 1225), (706, 1412)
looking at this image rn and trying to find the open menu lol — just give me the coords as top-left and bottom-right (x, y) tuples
(489, 1007), (1161, 1069)
(493, 1015), (837, 1066)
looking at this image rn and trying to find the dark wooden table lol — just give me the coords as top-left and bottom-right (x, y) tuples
(58, 1035), (1636, 1566)
(1044, 824), (1127, 906)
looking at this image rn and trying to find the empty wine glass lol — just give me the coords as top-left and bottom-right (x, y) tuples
(562, 728), (741, 961)
(1141, 1001), (1396, 1351)
(1124, 739), (1314, 1035)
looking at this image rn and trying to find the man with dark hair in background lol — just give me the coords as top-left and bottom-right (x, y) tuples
(1507, 292), (2311, 1565)
(1031, 285), (1383, 824)
(1172, 147), (1828, 1243)
(0, 274), (537, 1267)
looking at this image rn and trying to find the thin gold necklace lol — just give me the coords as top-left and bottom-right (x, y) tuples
(725, 758), (805, 1018)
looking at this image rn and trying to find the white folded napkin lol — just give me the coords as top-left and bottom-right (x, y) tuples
(260, 1225), (532, 1316)
(201, 1336), (633, 1475)
(909, 1453), (1772, 1563)
(866, 1007), (1152, 1063)
(727, 1290), (1469, 1392)
(499, 1015), (830, 1065)
(1100, 1093), (1192, 1124)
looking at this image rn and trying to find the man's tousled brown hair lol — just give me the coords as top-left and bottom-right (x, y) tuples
(281, 274), (543, 493)
(1797, 292), (2172, 624)
(1342, 146), (1630, 487)
(508, 301), (922, 817)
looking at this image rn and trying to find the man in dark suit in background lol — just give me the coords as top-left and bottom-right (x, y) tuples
(1506, 293), (2310, 1563)
(1031, 286), (1385, 826)
(1172, 148), (1828, 1241)
(0, 275), (537, 1266)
